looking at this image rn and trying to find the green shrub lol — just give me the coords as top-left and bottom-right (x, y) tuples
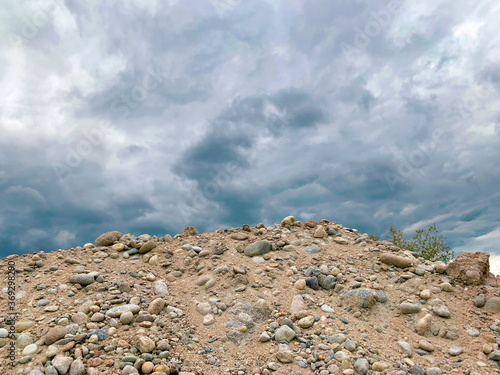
(388, 224), (454, 263)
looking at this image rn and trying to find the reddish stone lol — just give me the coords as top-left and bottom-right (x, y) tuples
(445, 252), (490, 285)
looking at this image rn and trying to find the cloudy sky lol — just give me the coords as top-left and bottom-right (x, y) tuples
(1, 0), (499, 270)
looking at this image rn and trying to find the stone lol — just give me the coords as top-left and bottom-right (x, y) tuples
(280, 216), (295, 227)
(416, 314), (432, 335)
(290, 295), (307, 315)
(432, 305), (451, 318)
(52, 356), (74, 374)
(344, 288), (377, 309)
(448, 346), (464, 356)
(154, 280), (169, 295)
(275, 325), (296, 342)
(276, 349), (294, 363)
(400, 302), (422, 314)
(244, 240), (271, 257)
(319, 275), (336, 290)
(203, 314), (214, 325)
(69, 273), (95, 286)
(297, 316), (314, 328)
(139, 241), (157, 254)
(71, 313), (88, 324)
(134, 336), (155, 353)
(15, 321), (35, 333)
(304, 245), (320, 254)
(95, 230), (121, 247)
(306, 276), (319, 290)
(445, 252), (490, 285)
(314, 226), (327, 238)
(22, 343), (37, 355)
(474, 294), (486, 307)
(484, 297), (500, 313)
(488, 351), (500, 360)
(196, 302), (212, 315)
(44, 326), (67, 345)
(181, 226), (198, 236)
(106, 304), (140, 318)
(148, 298), (165, 315)
(69, 359), (85, 375)
(141, 362), (154, 374)
(409, 365), (425, 375)
(112, 243), (125, 251)
(398, 341), (412, 357)
(294, 279), (306, 290)
(372, 362), (385, 372)
(426, 368), (442, 375)
(354, 358), (369, 375)
(380, 254), (413, 268)
(304, 220), (318, 228)
(120, 311), (134, 324)
(122, 365), (139, 374)
(420, 289), (432, 300)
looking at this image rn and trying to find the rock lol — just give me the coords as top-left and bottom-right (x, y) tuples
(134, 336), (155, 353)
(488, 351), (500, 360)
(122, 365), (139, 375)
(196, 302), (212, 315)
(484, 297), (500, 313)
(69, 359), (85, 375)
(106, 304), (140, 318)
(306, 276), (319, 290)
(449, 346), (464, 356)
(52, 356), (74, 374)
(409, 365), (425, 375)
(304, 220), (318, 228)
(344, 288), (377, 309)
(426, 368), (442, 375)
(280, 216), (295, 227)
(398, 341), (412, 357)
(139, 241), (156, 253)
(275, 326), (296, 342)
(380, 254), (413, 268)
(120, 311), (134, 324)
(294, 279), (306, 290)
(445, 252), (490, 285)
(400, 302), (422, 314)
(71, 313), (88, 324)
(44, 326), (67, 345)
(290, 295), (306, 315)
(333, 237), (349, 245)
(354, 358), (369, 375)
(112, 243), (125, 251)
(181, 226), (198, 236)
(69, 273), (95, 286)
(432, 305), (451, 318)
(314, 226), (327, 238)
(318, 274), (336, 290)
(474, 294), (486, 307)
(416, 314), (432, 335)
(0, 328), (7, 338)
(148, 298), (165, 315)
(420, 289), (432, 300)
(203, 314), (214, 325)
(15, 321), (35, 333)
(297, 316), (314, 328)
(230, 233), (249, 240)
(304, 245), (320, 254)
(141, 362), (154, 374)
(22, 343), (37, 355)
(95, 230), (121, 246)
(154, 280), (169, 295)
(244, 241), (271, 257)
(372, 362), (385, 372)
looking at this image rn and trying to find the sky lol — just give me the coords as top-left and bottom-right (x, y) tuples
(0, 0), (499, 272)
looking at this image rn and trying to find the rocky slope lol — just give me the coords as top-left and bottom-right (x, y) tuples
(1, 217), (500, 375)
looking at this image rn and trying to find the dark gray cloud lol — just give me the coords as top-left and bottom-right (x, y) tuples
(1, 0), (500, 272)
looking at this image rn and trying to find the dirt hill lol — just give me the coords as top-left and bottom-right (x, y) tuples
(1, 217), (499, 375)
